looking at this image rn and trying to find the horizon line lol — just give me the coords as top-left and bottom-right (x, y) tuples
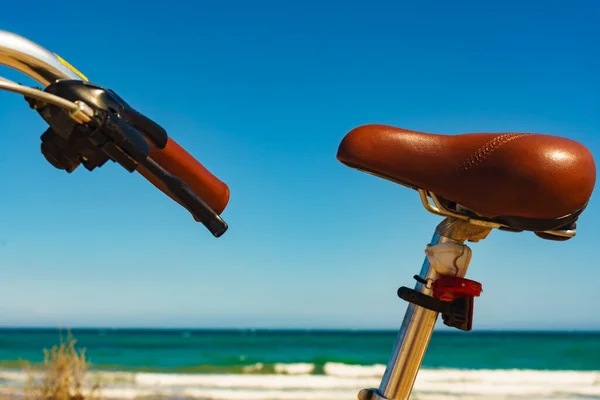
(0, 326), (598, 333)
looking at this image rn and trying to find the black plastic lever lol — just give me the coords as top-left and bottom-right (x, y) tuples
(397, 287), (475, 331)
(105, 88), (168, 149)
(139, 157), (228, 237)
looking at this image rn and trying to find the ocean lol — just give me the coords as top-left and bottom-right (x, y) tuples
(0, 329), (598, 399)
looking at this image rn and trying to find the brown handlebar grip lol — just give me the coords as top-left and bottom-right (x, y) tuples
(139, 138), (230, 215)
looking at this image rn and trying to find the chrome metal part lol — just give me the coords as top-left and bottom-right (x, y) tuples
(368, 218), (488, 400)
(0, 76), (16, 85)
(0, 30), (81, 86)
(419, 189), (576, 238)
(419, 189), (501, 230)
(69, 100), (94, 124)
(0, 77), (78, 113)
(435, 217), (493, 243)
(539, 228), (576, 238)
(358, 388), (391, 400)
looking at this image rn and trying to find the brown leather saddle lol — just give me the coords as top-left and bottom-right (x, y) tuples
(337, 124), (596, 239)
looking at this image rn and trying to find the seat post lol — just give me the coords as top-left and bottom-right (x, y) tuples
(358, 217), (492, 400)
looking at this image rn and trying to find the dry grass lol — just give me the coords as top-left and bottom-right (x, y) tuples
(17, 333), (102, 400)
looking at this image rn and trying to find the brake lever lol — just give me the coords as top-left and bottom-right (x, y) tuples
(139, 157), (228, 237)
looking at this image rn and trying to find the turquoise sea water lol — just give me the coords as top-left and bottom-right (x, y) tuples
(1, 329), (599, 399)
(0, 329), (598, 372)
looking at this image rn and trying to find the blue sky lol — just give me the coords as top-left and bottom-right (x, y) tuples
(0, 0), (598, 330)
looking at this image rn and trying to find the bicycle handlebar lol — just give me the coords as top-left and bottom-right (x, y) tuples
(0, 30), (230, 237)
(0, 30), (82, 85)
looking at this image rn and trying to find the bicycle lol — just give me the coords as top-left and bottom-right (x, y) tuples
(0, 30), (596, 400)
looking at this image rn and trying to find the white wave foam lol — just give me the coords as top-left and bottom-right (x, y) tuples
(274, 362), (315, 375)
(324, 362), (386, 377)
(1, 366), (598, 400)
(242, 363), (264, 373)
